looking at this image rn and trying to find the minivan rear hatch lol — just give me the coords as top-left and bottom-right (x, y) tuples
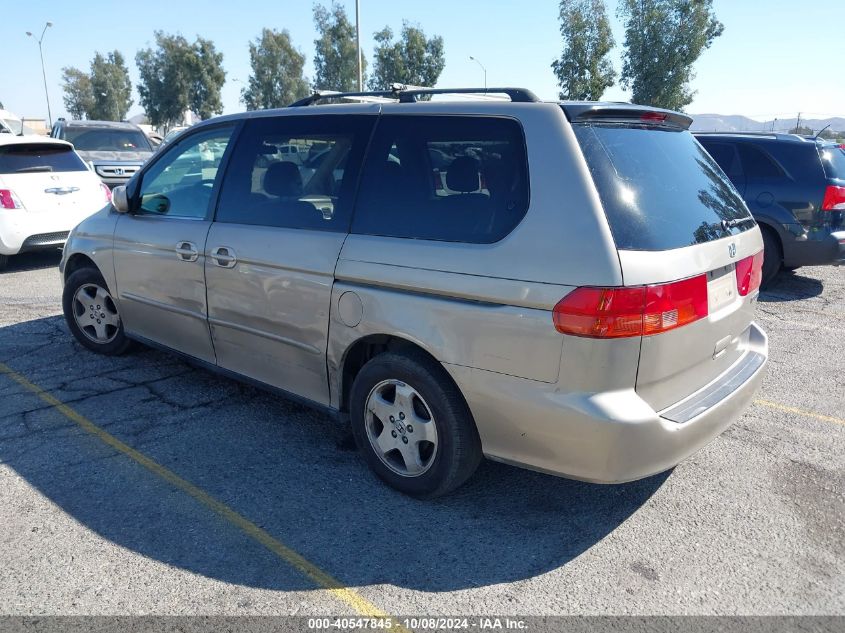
(566, 105), (764, 414)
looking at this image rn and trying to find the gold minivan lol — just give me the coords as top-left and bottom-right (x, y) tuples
(60, 87), (768, 498)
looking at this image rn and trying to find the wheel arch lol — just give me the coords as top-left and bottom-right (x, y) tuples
(338, 334), (451, 415)
(757, 220), (783, 263)
(64, 253), (100, 283)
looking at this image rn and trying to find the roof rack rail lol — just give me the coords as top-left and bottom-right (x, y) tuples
(289, 84), (540, 107)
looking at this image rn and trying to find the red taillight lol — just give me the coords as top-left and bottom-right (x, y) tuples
(100, 182), (112, 203)
(553, 275), (708, 339)
(641, 111), (668, 124)
(735, 251), (764, 296)
(0, 189), (24, 209)
(821, 185), (845, 211)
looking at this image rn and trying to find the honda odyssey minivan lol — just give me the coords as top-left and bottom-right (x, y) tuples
(60, 86), (768, 498)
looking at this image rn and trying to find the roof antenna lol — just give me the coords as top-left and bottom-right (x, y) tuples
(814, 124), (831, 140)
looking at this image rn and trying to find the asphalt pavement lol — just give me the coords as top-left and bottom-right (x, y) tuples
(0, 250), (842, 617)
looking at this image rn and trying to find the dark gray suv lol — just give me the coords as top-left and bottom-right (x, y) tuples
(51, 120), (154, 188)
(696, 132), (845, 285)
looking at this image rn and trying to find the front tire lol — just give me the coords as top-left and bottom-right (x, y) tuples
(63, 267), (132, 355)
(0, 254), (8, 270)
(349, 351), (482, 499)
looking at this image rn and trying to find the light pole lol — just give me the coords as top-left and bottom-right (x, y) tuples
(469, 56), (487, 90)
(26, 22), (53, 128)
(355, 0), (363, 91)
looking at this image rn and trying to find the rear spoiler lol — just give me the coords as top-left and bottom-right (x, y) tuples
(560, 103), (693, 130)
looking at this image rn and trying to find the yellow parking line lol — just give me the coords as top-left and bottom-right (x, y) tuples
(0, 361), (395, 621)
(754, 399), (845, 426)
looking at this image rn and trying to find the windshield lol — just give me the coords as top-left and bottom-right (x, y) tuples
(573, 122), (754, 251)
(819, 145), (845, 180)
(0, 143), (87, 174)
(62, 127), (152, 152)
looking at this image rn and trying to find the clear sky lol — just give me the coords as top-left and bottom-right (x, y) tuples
(3, 0), (842, 123)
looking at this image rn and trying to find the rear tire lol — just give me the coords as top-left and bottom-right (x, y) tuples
(349, 351), (482, 499)
(760, 228), (782, 289)
(0, 254), (8, 270)
(63, 267), (133, 355)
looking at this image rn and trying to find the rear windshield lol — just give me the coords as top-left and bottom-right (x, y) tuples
(573, 123), (753, 251)
(61, 127), (152, 152)
(818, 145), (845, 180)
(0, 143), (87, 174)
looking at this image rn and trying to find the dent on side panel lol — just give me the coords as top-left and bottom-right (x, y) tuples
(61, 206), (120, 299)
(327, 280), (565, 407)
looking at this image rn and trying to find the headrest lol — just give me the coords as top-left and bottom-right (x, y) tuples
(264, 161), (302, 197)
(446, 156), (480, 193)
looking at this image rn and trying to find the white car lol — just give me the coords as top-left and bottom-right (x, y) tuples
(0, 135), (111, 269)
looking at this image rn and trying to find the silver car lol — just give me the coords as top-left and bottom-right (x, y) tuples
(60, 87), (768, 498)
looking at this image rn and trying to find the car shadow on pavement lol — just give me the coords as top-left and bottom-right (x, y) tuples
(0, 315), (668, 593)
(0, 251), (63, 274)
(759, 270), (824, 303)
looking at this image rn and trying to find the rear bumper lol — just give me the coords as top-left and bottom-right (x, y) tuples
(833, 231), (845, 265)
(782, 227), (843, 267)
(0, 212), (85, 256)
(446, 322), (768, 484)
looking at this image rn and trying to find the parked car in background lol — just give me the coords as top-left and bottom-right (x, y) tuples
(0, 109), (37, 136)
(60, 88), (767, 498)
(146, 131), (164, 148)
(161, 126), (190, 146)
(51, 120), (154, 189)
(696, 132), (845, 285)
(0, 135), (111, 269)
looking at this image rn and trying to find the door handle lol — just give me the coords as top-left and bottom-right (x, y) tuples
(211, 246), (237, 268)
(175, 241), (198, 262)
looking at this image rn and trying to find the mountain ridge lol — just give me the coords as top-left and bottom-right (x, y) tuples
(691, 113), (845, 133)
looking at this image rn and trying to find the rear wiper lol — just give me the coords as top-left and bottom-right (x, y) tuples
(721, 217), (752, 230)
(15, 166), (53, 173)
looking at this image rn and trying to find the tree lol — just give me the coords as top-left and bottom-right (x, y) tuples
(552, 0), (616, 100)
(89, 51), (133, 120)
(243, 29), (309, 109)
(368, 22), (445, 90)
(189, 37), (226, 120)
(61, 67), (94, 119)
(136, 32), (226, 130)
(618, 0), (723, 111)
(313, 2), (364, 91)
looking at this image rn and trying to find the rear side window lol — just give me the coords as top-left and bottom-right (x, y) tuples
(215, 115), (374, 232)
(351, 115), (529, 243)
(0, 143), (87, 174)
(737, 144), (784, 179)
(819, 145), (845, 180)
(573, 123), (752, 251)
(698, 140), (743, 183)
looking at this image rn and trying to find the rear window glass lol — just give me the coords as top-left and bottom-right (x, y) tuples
(0, 143), (87, 174)
(61, 127), (152, 152)
(819, 145), (845, 180)
(573, 123), (753, 251)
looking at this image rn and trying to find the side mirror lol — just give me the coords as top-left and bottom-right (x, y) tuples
(112, 185), (130, 213)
